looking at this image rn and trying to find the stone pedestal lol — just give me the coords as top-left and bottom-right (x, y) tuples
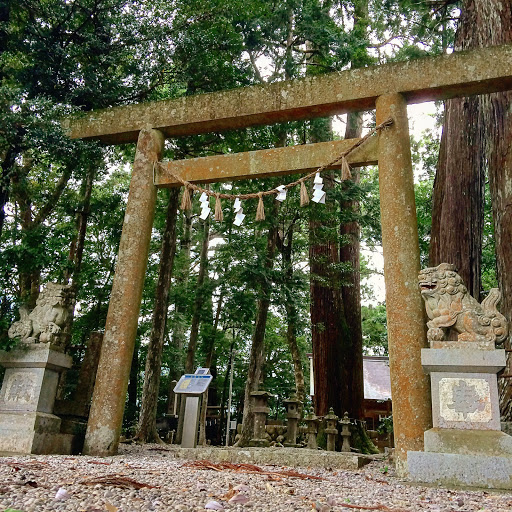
(283, 396), (300, 447)
(324, 408), (338, 452)
(408, 348), (512, 489)
(0, 344), (74, 454)
(304, 414), (319, 450)
(249, 391), (271, 448)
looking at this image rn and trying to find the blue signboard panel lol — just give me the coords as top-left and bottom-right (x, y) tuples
(174, 374), (213, 395)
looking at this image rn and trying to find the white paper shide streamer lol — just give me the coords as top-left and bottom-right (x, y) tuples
(275, 185), (287, 202)
(312, 173), (326, 204)
(199, 191), (211, 220)
(233, 197), (245, 226)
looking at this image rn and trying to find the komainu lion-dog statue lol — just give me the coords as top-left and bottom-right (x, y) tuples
(7, 283), (74, 349)
(418, 263), (508, 348)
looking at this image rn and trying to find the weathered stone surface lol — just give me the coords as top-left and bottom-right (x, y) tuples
(0, 344), (72, 370)
(429, 371), (501, 430)
(64, 45), (512, 144)
(167, 446), (371, 470)
(7, 284), (74, 350)
(0, 345), (76, 455)
(376, 93), (432, 476)
(249, 391), (271, 448)
(419, 263), (508, 348)
(155, 137), (378, 187)
(423, 428), (512, 457)
(421, 347), (506, 373)
(0, 410), (76, 455)
(408, 450), (512, 490)
(83, 129), (164, 457)
(0, 346), (71, 415)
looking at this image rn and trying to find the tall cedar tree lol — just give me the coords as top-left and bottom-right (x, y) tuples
(429, 3), (485, 299)
(428, 0), (512, 416)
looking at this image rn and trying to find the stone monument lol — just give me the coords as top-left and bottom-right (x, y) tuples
(304, 413), (320, 450)
(0, 284), (76, 454)
(248, 391), (271, 447)
(339, 412), (352, 452)
(408, 263), (512, 489)
(283, 395), (300, 447)
(324, 408), (338, 451)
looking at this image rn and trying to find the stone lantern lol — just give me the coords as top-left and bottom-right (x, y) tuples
(324, 408), (339, 452)
(304, 413), (320, 450)
(249, 391), (271, 447)
(339, 412), (351, 452)
(283, 395), (301, 447)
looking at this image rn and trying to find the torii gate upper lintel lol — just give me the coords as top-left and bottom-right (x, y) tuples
(76, 44), (512, 477)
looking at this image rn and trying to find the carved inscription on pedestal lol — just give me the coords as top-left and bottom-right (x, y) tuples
(2, 372), (37, 406)
(439, 378), (491, 423)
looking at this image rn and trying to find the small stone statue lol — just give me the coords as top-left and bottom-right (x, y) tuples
(418, 263), (508, 348)
(8, 283), (74, 349)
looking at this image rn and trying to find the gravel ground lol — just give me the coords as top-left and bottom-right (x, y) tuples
(0, 444), (510, 512)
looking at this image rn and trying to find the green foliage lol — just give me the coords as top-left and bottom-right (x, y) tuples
(362, 303), (388, 355)
(0, 0), (472, 437)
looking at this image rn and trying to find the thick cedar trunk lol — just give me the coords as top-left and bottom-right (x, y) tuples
(429, 1), (487, 301)
(310, 186), (351, 417)
(135, 188), (180, 443)
(236, 202), (279, 447)
(339, 111), (364, 420)
(471, 1), (512, 419)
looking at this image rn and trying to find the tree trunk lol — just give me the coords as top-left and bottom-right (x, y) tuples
(166, 193), (193, 414)
(429, 0), (488, 301)
(280, 223), (306, 409)
(64, 164), (97, 287)
(339, 111), (364, 420)
(176, 214), (210, 444)
(236, 202), (279, 447)
(310, 182), (351, 417)
(185, 216), (210, 374)
(135, 188), (180, 443)
(467, 1), (512, 419)
(126, 338), (140, 431)
(198, 291), (224, 446)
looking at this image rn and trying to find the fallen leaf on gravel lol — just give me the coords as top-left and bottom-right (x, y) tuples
(87, 461), (112, 465)
(205, 500), (224, 510)
(365, 475), (389, 485)
(221, 484), (235, 500)
(183, 460), (322, 480)
(266, 483), (275, 493)
(312, 501), (330, 511)
(336, 504), (398, 511)
(81, 475), (158, 489)
(4, 461), (48, 471)
(104, 502), (118, 512)
(228, 493), (250, 504)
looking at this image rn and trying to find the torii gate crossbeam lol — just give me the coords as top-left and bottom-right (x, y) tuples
(71, 44), (512, 476)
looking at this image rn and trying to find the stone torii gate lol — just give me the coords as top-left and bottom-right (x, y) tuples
(64, 44), (512, 475)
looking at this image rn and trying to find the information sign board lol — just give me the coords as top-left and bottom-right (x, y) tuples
(174, 374), (212, 395)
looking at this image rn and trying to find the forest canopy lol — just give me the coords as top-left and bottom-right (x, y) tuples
(1, 0), (511, 447)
